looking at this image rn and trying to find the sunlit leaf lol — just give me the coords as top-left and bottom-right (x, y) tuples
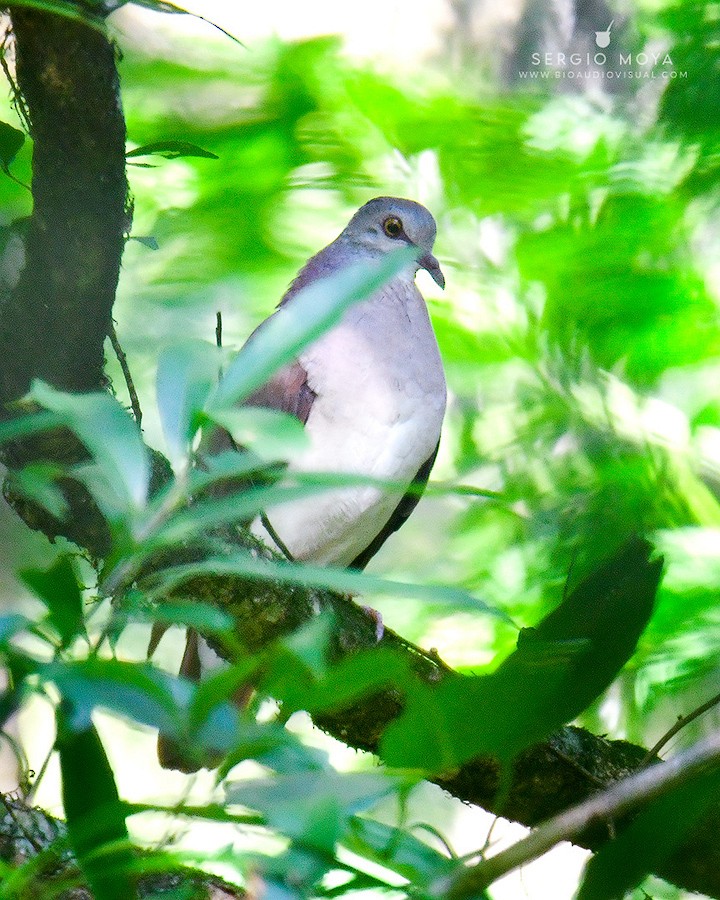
(148, 551), (506, 616)
(205, 405), (309, 462)
(209, 247), (417, 409)
(225, 771), (416, 853)
(156, 340), (219, 464)
(29, 381), (149, 509)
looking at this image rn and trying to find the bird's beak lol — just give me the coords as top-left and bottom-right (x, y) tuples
(418, 251), (445, 290)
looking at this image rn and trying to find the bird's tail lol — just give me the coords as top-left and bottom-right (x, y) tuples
(150, 626), (252, 772)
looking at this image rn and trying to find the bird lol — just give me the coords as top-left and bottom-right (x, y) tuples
(157, 196), (447, 770)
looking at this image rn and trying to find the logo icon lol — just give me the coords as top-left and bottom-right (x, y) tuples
(595, 19), (614, 48)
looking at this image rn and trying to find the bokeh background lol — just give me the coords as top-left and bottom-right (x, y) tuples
(1, 1), (719, 897)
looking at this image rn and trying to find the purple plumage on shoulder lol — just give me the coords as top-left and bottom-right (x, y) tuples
(278, 239), (357, 308)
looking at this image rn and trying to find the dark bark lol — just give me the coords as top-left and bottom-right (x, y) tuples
(0, 8), (173, 556)
(0, 793), (244, 899)
(0, 7), (717, 899)
(0, 8), (128, 402)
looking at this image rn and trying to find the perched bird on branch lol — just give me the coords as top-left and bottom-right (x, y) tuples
(158, 196), (447, 770)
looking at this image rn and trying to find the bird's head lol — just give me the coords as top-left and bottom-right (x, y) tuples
(341, 196), (445, 289)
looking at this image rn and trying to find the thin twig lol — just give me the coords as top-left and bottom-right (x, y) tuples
(2, 793), (44, 854)
(215, 310), (225, 381)
(550, 745), (607, 788)
(0, 27), (31, 133)
(260, 512), (296, 562)
(1, 164), (30, 192)
(640, 690), (720, 767)
(24, 744), (52, 805)
(108, 322), (142, 428)
(433, 729), (720, 899)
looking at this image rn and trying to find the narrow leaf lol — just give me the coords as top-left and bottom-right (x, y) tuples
(225, 772), (415, 853)
(21, 556), (86, 649)
(156, 340), (219, 464)
(126, 140), (219, 160)
(6, 463), (68, 520)
(47, 658), (185, 736)
(0, 0), (106, 29)
(127, 0), (245, 44)
(148, 551), (506, 616)
(128, 234), (159, 250)
(381, 538), (662, 771)
(209, 247), (417, 410)
(29, 380), (149, 508)
(56, 711), (133, 900)
(344, 818), (457, 887)
(205, 406), (309, 462)
(0, 121), (24, 168)
(0, 410), (63, 445)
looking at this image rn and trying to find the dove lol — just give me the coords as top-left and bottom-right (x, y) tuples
(157, 196), (447, 770)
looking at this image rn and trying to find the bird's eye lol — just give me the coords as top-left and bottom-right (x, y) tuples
(383, 216), (403, 238)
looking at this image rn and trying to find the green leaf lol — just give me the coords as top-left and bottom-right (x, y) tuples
(578, 766), (720, 900)
(126, 140), (219, 160)
(132, 597), (234, 635)
(56, 712), (133, 900)
(46, 658), (184, 736)
(21, 556), (86, 650)
(259, 616), (335, 714)
(187, 449), (282, 494)
(1, 0), (106, 29)
(0, 121), (25, 168)
(204, 405), (309, 462)
(148, 550), (506, 616)
(292, 647), (414, 716)
(209, 247), (417, 410)
(124, 0), (244, 44)
(29, 380), (149, 509)
(343, 818), (457, 887)
(0, 614), (30, 644)
(0, 410), (63, 445)
(225, 771), (415, 853)
(5, 463), (67, 520)
(381, 538), (662, 770)
(127, 234), (159, 250)
(156, 340), (219, 464)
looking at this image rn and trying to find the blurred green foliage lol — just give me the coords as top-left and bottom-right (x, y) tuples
(1, 0), (720, 897)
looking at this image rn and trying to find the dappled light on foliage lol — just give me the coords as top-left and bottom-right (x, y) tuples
(0, 0), (719, 898)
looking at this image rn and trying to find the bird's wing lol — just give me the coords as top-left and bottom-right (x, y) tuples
(244, 359), (316, 424)
(206, 241), (347, 440)
(348, 439), (441, 570)
(200, 358), (316, 459)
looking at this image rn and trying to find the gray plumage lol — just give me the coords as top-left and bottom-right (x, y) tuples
(245, 196), (447, 567)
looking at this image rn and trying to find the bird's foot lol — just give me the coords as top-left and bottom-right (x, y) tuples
(361, 605), (384, 642)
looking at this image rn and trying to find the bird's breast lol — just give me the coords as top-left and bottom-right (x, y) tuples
(256, 277), (446, 566)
